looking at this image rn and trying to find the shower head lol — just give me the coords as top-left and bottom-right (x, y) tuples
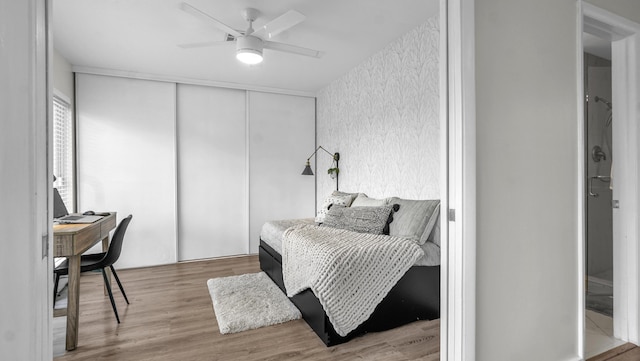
(594, 96), (612, 110)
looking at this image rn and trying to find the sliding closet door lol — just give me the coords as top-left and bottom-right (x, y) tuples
(249, 92), (316, 253)
(177, 85), (248, 260)
(76, 74), (177, 268)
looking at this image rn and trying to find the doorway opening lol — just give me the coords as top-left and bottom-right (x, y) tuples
(583, 38), (624, 358)
(581, 3), (640, 359)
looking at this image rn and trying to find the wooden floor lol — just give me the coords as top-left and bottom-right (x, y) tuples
(588, 343), (640, 361)
(54, 255), (440, 361)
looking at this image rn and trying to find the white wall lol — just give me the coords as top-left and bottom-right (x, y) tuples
(0, 0), (51, 359)
(316, 16), (440, 201)
(474, 0), (580, 360)
(53, 49), (74, 102)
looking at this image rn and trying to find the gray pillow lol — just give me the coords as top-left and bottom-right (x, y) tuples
(315, 192), (356, 223)
(321, 205), (393, 235)
(351, 194), (389, 207)
(388, 198), (440, 245)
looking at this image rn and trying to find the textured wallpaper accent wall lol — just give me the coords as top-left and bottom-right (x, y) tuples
(316, 16), (440, 202)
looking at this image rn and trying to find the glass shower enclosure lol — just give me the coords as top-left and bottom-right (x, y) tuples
(584, 52), (613, 317)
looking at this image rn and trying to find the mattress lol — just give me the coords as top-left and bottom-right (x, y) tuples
(259, 218), (441, 266)
(260, 218), (316, 254)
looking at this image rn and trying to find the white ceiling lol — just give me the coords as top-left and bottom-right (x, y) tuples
(53, 0), (439, 94)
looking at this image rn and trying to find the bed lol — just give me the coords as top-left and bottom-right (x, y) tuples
(258, 193), (441, 346)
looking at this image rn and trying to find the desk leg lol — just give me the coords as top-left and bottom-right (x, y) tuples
(65, 255), (81, 351)
(102, 235), (111, 296)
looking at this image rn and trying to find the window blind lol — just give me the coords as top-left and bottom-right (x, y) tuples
(53, 95), (75, 212)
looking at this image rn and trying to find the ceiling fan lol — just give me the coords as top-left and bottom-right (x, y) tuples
(179, 2), (324, 65)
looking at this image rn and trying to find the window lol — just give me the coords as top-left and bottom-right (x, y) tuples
(53, 94), (75, 212)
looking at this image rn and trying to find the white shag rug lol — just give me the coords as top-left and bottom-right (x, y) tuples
(206, 272), (301, 334)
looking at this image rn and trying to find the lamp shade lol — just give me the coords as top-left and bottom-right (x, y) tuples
(302, 161), (314, 175)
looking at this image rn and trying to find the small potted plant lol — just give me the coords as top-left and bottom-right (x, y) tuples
(327, 167), (339, 179)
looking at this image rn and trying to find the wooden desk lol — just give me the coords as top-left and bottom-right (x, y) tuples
(53, 212), (117, 351)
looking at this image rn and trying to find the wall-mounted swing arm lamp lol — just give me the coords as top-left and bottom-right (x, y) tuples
(301, 146), (340, 190)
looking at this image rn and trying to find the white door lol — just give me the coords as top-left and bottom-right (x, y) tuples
(76, 74), (178, 268)
(177, 84), (248, 260)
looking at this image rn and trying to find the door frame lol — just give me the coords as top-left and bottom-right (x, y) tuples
(580, 1), (640, 351)
(443, 0), (476, 360)
(39, 0), (470, 358)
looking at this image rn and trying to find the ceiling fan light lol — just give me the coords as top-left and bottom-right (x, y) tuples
(236, 36), (264, 65)
(236, 49), (263, 64)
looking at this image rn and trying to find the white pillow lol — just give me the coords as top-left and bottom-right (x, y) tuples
(351, 194), (389, 207)
(315, 192), (356, 223)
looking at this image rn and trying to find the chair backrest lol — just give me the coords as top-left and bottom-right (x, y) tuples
(98, 215), (133, 269)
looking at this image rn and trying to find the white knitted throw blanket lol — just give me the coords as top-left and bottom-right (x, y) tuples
(282, 224), (424, 336)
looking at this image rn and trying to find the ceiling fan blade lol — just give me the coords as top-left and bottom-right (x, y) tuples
(253, 10), (305, 39)
(178, 40), (231, 49)
(180, 2), (242, 38)
(264, 41), (324, 59)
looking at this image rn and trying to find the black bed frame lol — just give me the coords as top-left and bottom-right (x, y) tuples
(259, 239), (440, 346)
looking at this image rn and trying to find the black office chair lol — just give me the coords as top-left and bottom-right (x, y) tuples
(54, 214), (133, 323)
